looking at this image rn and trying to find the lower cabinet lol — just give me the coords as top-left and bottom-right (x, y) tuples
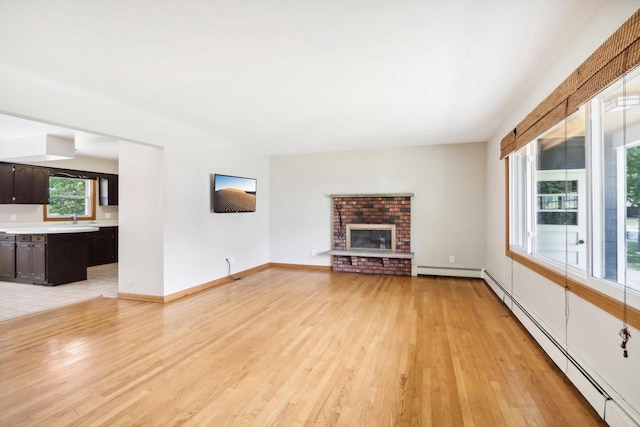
(16, 236), (46, 284)
(11, 233), (89, 286)
(0, 234), (16, 280)
(0, 227), (117, 286)
(87, 227), (118, 266)
(46, 233), (89, 285)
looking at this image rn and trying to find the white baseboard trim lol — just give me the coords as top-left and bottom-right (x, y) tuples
(416, 265), (483, 278)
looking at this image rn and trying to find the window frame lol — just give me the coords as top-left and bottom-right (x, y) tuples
(43, 177), (97, 222)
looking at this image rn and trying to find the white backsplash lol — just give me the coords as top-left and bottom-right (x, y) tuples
(0, 204), (118, 223)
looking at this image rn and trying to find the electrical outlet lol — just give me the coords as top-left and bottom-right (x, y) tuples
(10, 214), (16, 221)
(311, 249), (317, 256)
(105, 212), (112, 219)
(449, 255), (455, 264)
(226, 257), (235, 265)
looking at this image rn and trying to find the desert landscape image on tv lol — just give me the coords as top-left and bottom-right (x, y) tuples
(211, 174), (257, 213)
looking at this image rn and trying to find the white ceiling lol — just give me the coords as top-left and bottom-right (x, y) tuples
(0, 0), (612, 157)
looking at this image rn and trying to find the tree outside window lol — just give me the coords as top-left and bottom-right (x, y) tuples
(46, 177), (94, 218)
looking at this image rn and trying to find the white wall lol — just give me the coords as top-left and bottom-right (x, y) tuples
(119, 141), (164, 297)
(161, 141), (270, 295)
(0, 65), (270, 297)
(485, 3), (640, 424)
(270, 143), (487, 270)
(0, 155), (119, 223)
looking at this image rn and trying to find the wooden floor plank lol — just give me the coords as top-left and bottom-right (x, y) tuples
(0, 269), (603, 426)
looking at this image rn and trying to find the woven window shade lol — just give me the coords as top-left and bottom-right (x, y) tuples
(500, 9), (640, 159)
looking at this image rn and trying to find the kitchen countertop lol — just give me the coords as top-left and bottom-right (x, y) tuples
(2, 226), (99, 234)
(0, 221), (118, 235)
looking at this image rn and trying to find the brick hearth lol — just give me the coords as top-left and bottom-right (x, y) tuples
(331, 194), (412, 275)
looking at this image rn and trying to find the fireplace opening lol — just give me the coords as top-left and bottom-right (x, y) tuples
(351, 229), (391, 250)
(346, 224), (396, 251)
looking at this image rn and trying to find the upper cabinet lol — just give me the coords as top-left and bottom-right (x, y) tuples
(0, 163), (49, 204)
(0, 162), (117, 206)
(14, 165), (50, 204)
(0, 163), (14, 204)
(99, 174), (118, 206)
(32, 167), (51, 204)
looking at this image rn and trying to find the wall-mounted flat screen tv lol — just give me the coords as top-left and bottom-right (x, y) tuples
(210, 174), (257, 213)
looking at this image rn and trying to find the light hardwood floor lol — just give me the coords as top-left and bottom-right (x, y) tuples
(0, 268), (603, 426)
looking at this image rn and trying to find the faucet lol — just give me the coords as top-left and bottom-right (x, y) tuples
(72, 213), (77, 224)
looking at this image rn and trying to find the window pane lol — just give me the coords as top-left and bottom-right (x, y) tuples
(510, 148), (527, 249)
(49, 177), (86, 197)
(48, 197), (87, 215)
(596, 67), (640, 292)
(47, 177), (91, 216)
(534, 108), (586, 270)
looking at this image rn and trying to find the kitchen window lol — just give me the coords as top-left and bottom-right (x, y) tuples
(44, 176), (96, 221)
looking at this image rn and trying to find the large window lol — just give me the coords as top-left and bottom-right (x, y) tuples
(45, 176), (96, 220)
(509, 67), (640, 294)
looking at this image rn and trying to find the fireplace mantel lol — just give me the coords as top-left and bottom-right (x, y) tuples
(329, 193), (414, 198)
(327, 249), (414, 259)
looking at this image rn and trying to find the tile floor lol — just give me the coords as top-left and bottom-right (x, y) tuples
(0, 263), (118, 321)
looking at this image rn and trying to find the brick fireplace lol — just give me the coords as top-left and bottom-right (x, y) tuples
(330, 194), (413, 275)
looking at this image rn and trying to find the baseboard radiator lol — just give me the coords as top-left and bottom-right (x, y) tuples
(416, 265), (483, 278)
(483, 269), (639, 427)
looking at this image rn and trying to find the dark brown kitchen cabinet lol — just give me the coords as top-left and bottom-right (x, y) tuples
(14, 165), (50, 204)
(13, 165), (31, 203)
(12, 233), (90, 285)
(0, 162), (120, 206)
(99, 174), (118, 206)
(47, 233), (89, 285)
(0, 234), (16, 280)
(16, 235), (46, 284)
(31, 167), (50, 204)
(87, 227), (118, 266)
(0, 163), (16, 204)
